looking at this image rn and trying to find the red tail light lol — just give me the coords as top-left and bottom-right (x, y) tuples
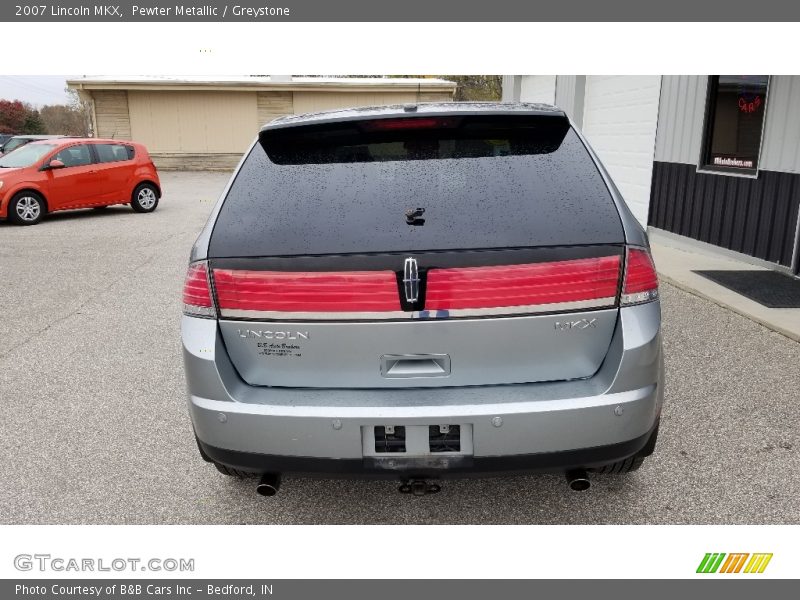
(183, 262), (215, 317)
(425, 256), (621, 314)
(621, 248), (659, 305)
(213, 269), (401, 316)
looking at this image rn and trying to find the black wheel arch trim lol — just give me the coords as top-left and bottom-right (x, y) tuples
(135, 180), (161, 198)
(10, 188), (48, 213)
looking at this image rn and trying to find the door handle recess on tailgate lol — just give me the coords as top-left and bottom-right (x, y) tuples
(380, 354), (451, 378)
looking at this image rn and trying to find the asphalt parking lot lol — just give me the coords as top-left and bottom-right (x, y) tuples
(1, 171), (799, 524)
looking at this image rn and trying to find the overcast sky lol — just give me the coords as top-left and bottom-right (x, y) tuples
(0, 76), (75, 106)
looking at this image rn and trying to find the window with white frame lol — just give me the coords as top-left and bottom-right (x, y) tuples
(701, 75), (769, 174)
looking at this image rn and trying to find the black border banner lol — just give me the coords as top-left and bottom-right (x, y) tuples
(3, 1), (800, 22)
(4, 579), (799, 599)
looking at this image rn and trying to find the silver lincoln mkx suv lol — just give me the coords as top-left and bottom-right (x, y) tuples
(182, 103), (663, 496)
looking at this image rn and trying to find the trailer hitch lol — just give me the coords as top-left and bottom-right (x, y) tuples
(399, 479), (441, 496)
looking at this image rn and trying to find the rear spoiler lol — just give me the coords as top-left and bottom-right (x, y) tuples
(259, 111), (572, 164)
(260, 104), (568, 134)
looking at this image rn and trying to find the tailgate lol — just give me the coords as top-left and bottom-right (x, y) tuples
(218, 309), (617, 388)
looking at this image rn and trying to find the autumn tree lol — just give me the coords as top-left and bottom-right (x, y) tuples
(0, 100), (28, 133)
(22, 110), (45, 134)
(40, 104), (89, 136)
(441, 76), (502, 101)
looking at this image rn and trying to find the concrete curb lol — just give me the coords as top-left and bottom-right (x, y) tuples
(659, 274), (800, 344)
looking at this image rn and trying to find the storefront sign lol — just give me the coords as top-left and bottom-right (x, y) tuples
(713, 156), (754, 168)
(738, 95), (763, 113)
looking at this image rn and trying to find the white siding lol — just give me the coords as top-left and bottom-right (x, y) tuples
(519, 76), (556, 104)
(501, 75), (520, 102)
(653, 75), (707, 165)
(581, 76), (662, 226)
(760, 76), (800, 174)
(555, 75), (585, 127)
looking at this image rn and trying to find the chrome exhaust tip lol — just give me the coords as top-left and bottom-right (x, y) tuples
(566, 469), (590, 491)
(256, 473), (281, 496)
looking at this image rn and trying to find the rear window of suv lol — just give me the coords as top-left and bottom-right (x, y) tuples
(209, 114), (624, 258)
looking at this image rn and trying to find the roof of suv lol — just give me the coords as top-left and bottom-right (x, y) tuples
(262, 102), (566, 131)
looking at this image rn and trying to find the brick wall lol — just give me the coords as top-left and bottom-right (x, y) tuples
(257, 91), (293, 127)
(149, 153), (242, 171)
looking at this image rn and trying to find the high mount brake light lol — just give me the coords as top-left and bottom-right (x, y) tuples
(360, 117), (459, 131)
(425, 256), (621, 312)
(621, 248), (659, 306)
(183, 262), (215, 318)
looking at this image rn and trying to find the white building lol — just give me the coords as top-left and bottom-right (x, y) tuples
(503, 76), (800, 276)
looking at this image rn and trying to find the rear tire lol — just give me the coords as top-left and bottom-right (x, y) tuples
(196, 434), (256, 478)
(213, 462), (257, 478)
(131, 183), (159, 213)
(195, 434), (212, 462)
(9, 191), (45, 225)
(593, 420), (659, 474)
(594, 455), (645, 474)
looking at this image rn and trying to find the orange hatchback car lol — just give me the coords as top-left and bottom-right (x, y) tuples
(0, 138), (161, 225)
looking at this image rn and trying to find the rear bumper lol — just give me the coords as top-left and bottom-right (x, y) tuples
(183, 301), (664, 476)
(189, 382), (661, 475)
(197, 420), (659, 478)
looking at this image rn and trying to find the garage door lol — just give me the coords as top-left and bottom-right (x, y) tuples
(128, 91), (257, 154)
(581, 76), (662, 226)
(519, 75), (556, 104)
